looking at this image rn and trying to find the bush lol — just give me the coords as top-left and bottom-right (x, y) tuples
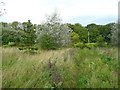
(8, 42), (15, 47)
(39, 34), (59, 50)
(74, 42), (84, 49)
(71, 32), (80, 46)
(2, 28), (24, 46)
(96, 42), (108, 47)
(18, 47), (27, 50)
(77, 75), (88, 87)
(85, 43), (97, 49)
(29, 47), (38, 50)
(18, 46), (38, 54)
(74, 43), (97, 49)
(3, 45), (9, 48)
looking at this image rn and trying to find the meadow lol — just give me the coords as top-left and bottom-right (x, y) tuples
(2, 47), (118, 88)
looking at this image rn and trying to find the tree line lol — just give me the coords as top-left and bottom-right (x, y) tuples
(0, 13), (118, 50)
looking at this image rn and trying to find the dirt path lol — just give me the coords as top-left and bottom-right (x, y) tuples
(48, 59), (62, 88)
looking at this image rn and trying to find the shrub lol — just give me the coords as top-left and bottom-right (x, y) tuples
(100, 53), (113, 64)
(73, 42), (84, 49)
(29, 47), (38, 50)
(8, 42), (15, 47)
(2, 28), (25, 46)
(18, 47), (27, 50)
(39, 34), (59, 50)
(85, 43), (97, 49)
(70, 32), (80, 46)
(96, 42), (108, 47)
(18, 46), (38, 54)
(3, 45), (9, 48)
(77, 75), (88, 87)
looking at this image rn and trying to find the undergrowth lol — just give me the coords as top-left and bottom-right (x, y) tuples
(2, 47), (118, 88)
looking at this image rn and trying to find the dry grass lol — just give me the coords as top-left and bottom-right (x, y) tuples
(0, 47), (2, 88)
(2, 47), (118, 88)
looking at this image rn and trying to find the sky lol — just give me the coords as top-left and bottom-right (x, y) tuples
(0, 0), (119, 26)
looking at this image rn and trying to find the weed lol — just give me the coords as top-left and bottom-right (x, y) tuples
(2, 47), (118, 88)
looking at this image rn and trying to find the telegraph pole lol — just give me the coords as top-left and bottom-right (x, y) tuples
(88, 29), (90, 43)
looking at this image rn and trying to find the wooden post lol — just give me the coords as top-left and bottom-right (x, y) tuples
(88, 29), (90, 43)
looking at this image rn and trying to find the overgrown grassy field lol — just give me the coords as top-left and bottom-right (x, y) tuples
(2, 47), (118, 88)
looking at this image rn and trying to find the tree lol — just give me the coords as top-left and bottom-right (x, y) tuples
(2, 28), (24, 45)
(39, 34), (58, 50)
(98, 23), (115, 45)
(36, 11), (71, 50)
(70, 32), (80, 46)
(67, 23), (88, 43)
(96, 35), (106, 47)
(1, 20), (37, 46)
(1, 22), (8, 28)
(22, 22), (27, 31)
(11, 21), (18, 30)
(22, 20), (37, 46)
(86, 23), (99, 43)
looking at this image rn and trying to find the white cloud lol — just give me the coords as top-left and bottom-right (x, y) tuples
(0, 0), (119, 25)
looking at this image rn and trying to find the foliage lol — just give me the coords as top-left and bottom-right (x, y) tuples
(22, 20), (37, 46)
(70, 32), (80, 46)
(98, 23), (115, 45)
(2, 47), (118, 88)
(1, 19), (116, 48)
(73, 48), (118, 88)
(73, 42), (84, 49)
(1, 20), (37, 47)
(96, 35), (105, 47)
(77, 75), (88, 87)
(39, 34), (59, 50)
(8, 42), (15, 47)
(11, 21), (18, 30)
(36, 12), (71, 50)
(96, 34), (108, 47)
(84, 43), (97, 49)
(86, 23), (99, 43)
(18, 46), (38, 54)
(2, 28), (24, 45)
(68, 23), (88, 43)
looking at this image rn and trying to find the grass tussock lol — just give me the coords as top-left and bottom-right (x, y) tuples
(2, 47), (118, 88)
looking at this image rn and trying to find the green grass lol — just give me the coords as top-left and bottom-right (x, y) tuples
(2, 47), (118, 88)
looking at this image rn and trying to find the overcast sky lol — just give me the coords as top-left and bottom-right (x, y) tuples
(0, 0), (119, 26)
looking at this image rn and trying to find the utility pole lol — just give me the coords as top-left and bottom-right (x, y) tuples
(88, 29), (90, 43)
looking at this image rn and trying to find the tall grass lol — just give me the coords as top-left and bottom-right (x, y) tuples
(0, 47), (2, 88)
(2, 47), (118, 88)
(73, 48), (118, 88)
